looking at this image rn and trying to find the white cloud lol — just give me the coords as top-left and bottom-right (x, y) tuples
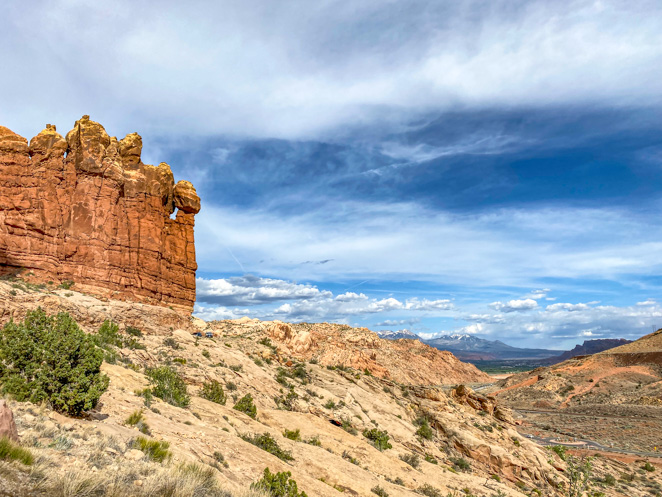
(196, 276), (326, 305)
(525, 289), (551, 300)
(2, 0), (661, 140)
(195, 276), (454, 323)
(447, 301), (662, 346)
(546, 302), (591, 312)
(637, 299), (657, 306)
(193, 304), (250, 321)
(374, 319), (420, 327)
(489, 299), (538, 313)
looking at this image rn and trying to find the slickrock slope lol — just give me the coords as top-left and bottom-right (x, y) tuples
(0, 281), (575, 497)
(0, 116), (200, 311)
(225, 320), (492, 385)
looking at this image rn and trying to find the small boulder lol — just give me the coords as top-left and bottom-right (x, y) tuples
(0, 400), (19, 441)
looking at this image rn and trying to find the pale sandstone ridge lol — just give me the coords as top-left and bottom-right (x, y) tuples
(0, 116), (200, 311)
(244, 320), (491, 385)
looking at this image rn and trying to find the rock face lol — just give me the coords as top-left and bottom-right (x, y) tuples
(0, 400), (19, 441)
(0, 117), (200, 311)
(260, 321), (491, 385)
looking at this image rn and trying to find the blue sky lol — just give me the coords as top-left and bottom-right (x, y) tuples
(2, 0), (662, 348)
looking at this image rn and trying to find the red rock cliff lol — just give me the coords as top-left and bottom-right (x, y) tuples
(0, 116), (200, 311)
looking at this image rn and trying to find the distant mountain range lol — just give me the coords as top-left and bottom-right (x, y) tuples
(375, 331), (631, 363)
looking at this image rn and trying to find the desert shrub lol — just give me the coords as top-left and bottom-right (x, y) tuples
(202, 349), (211, 359)
(604, 474), (616, 485)
(173, 357), (187, 365)
(0, 309), (109, 416)
(241, 433), (293, 461)
(450, 457), (471, 472)
(58, 280), (74, 290)
(0, 437), (34, 465)
(363, 428), (392, 451)
(163, 337), (180, 349)
(291, 363), (309, 383)
(283, 428), (301, 441)
(145, 366), (190, 408)
(234, 393), (257, 419)
(126, 326), (142, 337)
(251, 467), (308, 497)
(424, 453), (438, 464)
(225, 381), (237, 391)
(323, 399), (336, 409)
(414, 416), (434, 440)
(400, 452), (420, 469)
(123, 336), (146, 350)
(275, 388), (298, 411)
(135, 388), (153, 407)
(512, 437), (521, 447)
(200, 379), (227, 405)
(132, 436), (171, 462)
(341, 417), (358, 435)
(125, 409), (150, 434)
(305, 435), (321, 446)
(550, 445), (567, 461)
(342, 450), (359, 464)
(372, 486), (389, 497)
(94, 320), (123, 348)
(212, 451), (229, 468)
(229, 364), (243, 372)
(417, 484), (442, 497)
(643, 462), (655, 472)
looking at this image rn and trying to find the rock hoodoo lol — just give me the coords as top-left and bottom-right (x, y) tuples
(0, 116), (200, 311)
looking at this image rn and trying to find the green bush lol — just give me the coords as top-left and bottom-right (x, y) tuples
(125, 409), (150, 434)
(283, 428), (301, 441)
(305, 435), (321, 446)
(550, 445), (567, 461)
(234, 393), (257, 419)
(0, 437), (34, 465)
(132, 436), (171, 462)
(200, 380), (226, 405)
(362, 428), (392, 451)
(163, 337), (180, 349)
(94, 320), (123, 348)
(251, 467), (307, 497)
(125, 326), (142, 337)
(0, 309), (109, 416)
(340, 417), (358, 435)
(414, 416), (434, 440)
(371, 486), (389, 497)
(241, 432), (293, 461)
(400, 452), (420, 469)
(275, 387), (298, 411)
(643, 462), (655, 472)
(450, 457), (471, 472)
(145, 366), (190, 408)
(416, 484), (442, 497)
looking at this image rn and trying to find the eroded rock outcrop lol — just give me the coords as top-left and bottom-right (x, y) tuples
(0, 116), (200, 310)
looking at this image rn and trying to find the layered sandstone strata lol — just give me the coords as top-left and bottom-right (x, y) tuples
(0, 116), (200, 311)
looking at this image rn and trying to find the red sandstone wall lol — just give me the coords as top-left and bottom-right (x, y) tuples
(0, 116), (200, 311)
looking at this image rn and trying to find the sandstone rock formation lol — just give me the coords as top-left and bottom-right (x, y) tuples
(246, 320), (490, 385)
(0, 116), (200, 310)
